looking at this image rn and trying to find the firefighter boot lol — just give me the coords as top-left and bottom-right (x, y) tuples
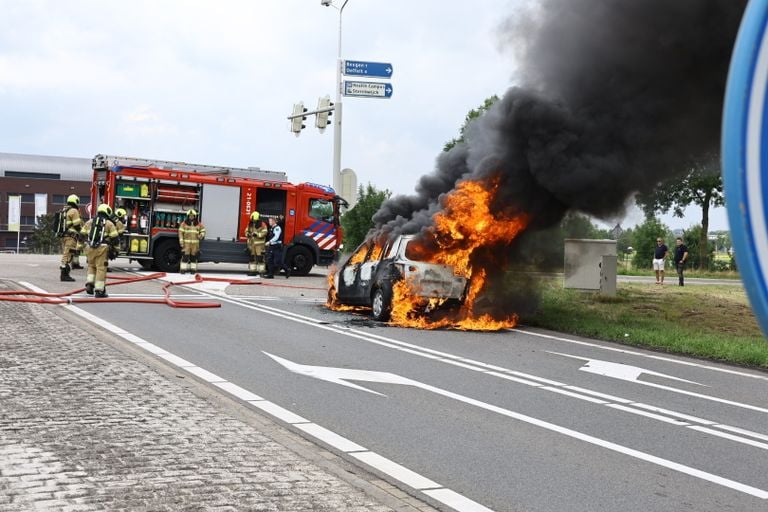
(84, 282), (94, 295)
(60, 266), (75, 282)
(71, 262), (84, 270)
(94, 289), (108, 299)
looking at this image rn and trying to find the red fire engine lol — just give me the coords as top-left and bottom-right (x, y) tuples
(90, 154), (344, 275)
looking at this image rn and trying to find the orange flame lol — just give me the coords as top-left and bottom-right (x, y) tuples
(391, 177), (529, 331)
(326, 175), (530, 331)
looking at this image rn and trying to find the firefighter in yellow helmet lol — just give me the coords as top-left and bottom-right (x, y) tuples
(244, 211), (268, 276)
(178, 208), (206, 274)
(59, 194), (84, 281)
(113, 207), (128, 252)
(82, 204), (119, 298)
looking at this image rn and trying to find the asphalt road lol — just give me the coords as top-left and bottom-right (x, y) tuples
(4, 255), (766, 512)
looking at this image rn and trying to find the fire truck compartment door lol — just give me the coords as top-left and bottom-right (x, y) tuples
(201, 184), (240, 240)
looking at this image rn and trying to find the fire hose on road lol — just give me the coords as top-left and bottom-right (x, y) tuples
(0, 272), (326, 308)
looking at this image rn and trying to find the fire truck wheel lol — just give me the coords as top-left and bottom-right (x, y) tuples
(371, 285), (392, 322)
(154, 240), (181, 273)
(286, 245), (313, 276)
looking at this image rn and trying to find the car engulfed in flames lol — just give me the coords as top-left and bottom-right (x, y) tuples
(328, 176), (530, 331)
(327, 235), (468, 322)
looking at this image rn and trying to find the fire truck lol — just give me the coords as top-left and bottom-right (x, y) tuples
(90, 154), (344, 275)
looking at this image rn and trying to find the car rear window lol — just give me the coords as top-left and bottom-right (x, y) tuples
(404, 240), (430, 261)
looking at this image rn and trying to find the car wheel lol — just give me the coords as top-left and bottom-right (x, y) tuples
(287, 245), (313, 276)
(371, 285), (392, 322)
(154, 240), (181, 273)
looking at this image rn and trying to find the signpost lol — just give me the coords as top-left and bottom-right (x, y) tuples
(722, 0), (768, 335)
(343, 60), (393, 78)
(343, 81), (393, 99)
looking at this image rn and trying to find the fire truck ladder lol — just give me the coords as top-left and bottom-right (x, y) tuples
(92, 154), (287, 179)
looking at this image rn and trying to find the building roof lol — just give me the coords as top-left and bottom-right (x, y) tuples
(0, 152), (91, 182)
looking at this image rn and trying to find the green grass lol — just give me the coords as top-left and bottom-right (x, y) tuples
(519, 281), (768, 369)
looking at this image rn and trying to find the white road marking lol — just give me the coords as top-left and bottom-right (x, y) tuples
(295, 423), (367, 453)
(178, 287), (768, 453)
(20, 281), (493, 512)
(517, 328), (768, 382)
(266, 353), (768, 500)
(350, 452), (440, 490)
(27, 276), (768, 507)
(550, 352), (705, 386)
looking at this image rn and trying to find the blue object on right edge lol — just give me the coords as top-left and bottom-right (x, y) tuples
(722, 0), (768, 336)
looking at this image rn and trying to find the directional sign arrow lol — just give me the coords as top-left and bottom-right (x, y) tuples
(264, 352), (768, 499)
(343, 80), (393, 99)
(343, 60), (394, 78)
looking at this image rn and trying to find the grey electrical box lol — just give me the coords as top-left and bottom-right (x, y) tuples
(564, 239), (618, 292)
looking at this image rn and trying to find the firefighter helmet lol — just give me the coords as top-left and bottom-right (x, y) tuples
(250, 211), (260, 221)
(115, 207), (127, 219)
(67, 194), (80, 206)
(186, 209), (198, 217)
(97, 204), (112, 217)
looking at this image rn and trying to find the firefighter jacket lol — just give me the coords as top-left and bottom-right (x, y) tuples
(245, 221), (268, 247)
(65, 207), (83, 237)
(179, 220), (206, 245)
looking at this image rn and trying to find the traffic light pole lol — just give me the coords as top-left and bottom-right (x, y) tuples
(333, 58), (343, 195)
(332, 0), (349, 196)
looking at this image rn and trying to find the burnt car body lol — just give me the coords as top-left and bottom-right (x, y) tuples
(330, 234), (468, 321)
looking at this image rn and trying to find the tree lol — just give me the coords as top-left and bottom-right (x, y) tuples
(30, 213), (59, 254)
(680, 224), (714, 270)
(443, 95), (500, 152)
(341, 184), (391, 251)
(631, 216), (671, 269)
(636, 162), (724, 270)
(616, 226), (635, 254)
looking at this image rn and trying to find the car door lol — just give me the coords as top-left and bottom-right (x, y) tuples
(337, 240), (371, 304)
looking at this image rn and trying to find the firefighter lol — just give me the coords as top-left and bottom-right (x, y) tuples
(178, 209), (206, 274)
(105, 207), (128, 267)
(265, 216), (289, 279)
(82, 204), (119, 298)
(59, 194), (84, 282)
(245, 211), (268, 276)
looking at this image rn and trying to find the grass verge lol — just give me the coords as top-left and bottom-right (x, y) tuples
(519, 281), (768, 369)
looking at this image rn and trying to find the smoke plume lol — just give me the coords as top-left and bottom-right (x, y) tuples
(374, 0), (745, 234)
(367, 0), (746, 322)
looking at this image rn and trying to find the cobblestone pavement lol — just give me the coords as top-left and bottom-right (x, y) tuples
(0, 288), (421, 512)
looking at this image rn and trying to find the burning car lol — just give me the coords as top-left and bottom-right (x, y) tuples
(328, 234), (468, 321)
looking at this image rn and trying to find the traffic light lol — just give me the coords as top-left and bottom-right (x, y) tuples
(315, 95), (333, 132)
(290, 102), (308, 136)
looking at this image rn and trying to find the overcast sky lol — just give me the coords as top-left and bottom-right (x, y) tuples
(0, 0), (729, 232)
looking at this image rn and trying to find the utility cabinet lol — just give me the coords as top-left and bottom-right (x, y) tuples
(564, 239), (617, 295)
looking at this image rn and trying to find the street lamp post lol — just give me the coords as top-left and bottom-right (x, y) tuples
(323, 0), (349, 195)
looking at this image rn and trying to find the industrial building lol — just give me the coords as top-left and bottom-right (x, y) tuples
(0, 152), (91, 251)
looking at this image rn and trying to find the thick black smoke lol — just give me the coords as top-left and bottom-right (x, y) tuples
(374, 0), (745, 236)
(369, 0), (746, 320)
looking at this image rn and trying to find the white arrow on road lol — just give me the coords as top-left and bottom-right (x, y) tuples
(264, 352), (768, 499)
(547, 352), (706, 386)
(545, 352), (768, 414)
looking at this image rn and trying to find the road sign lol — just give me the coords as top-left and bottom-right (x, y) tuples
(343, 60), (393, 78)
(343, 81), (393, 99)
(722, 0), (768, 336)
